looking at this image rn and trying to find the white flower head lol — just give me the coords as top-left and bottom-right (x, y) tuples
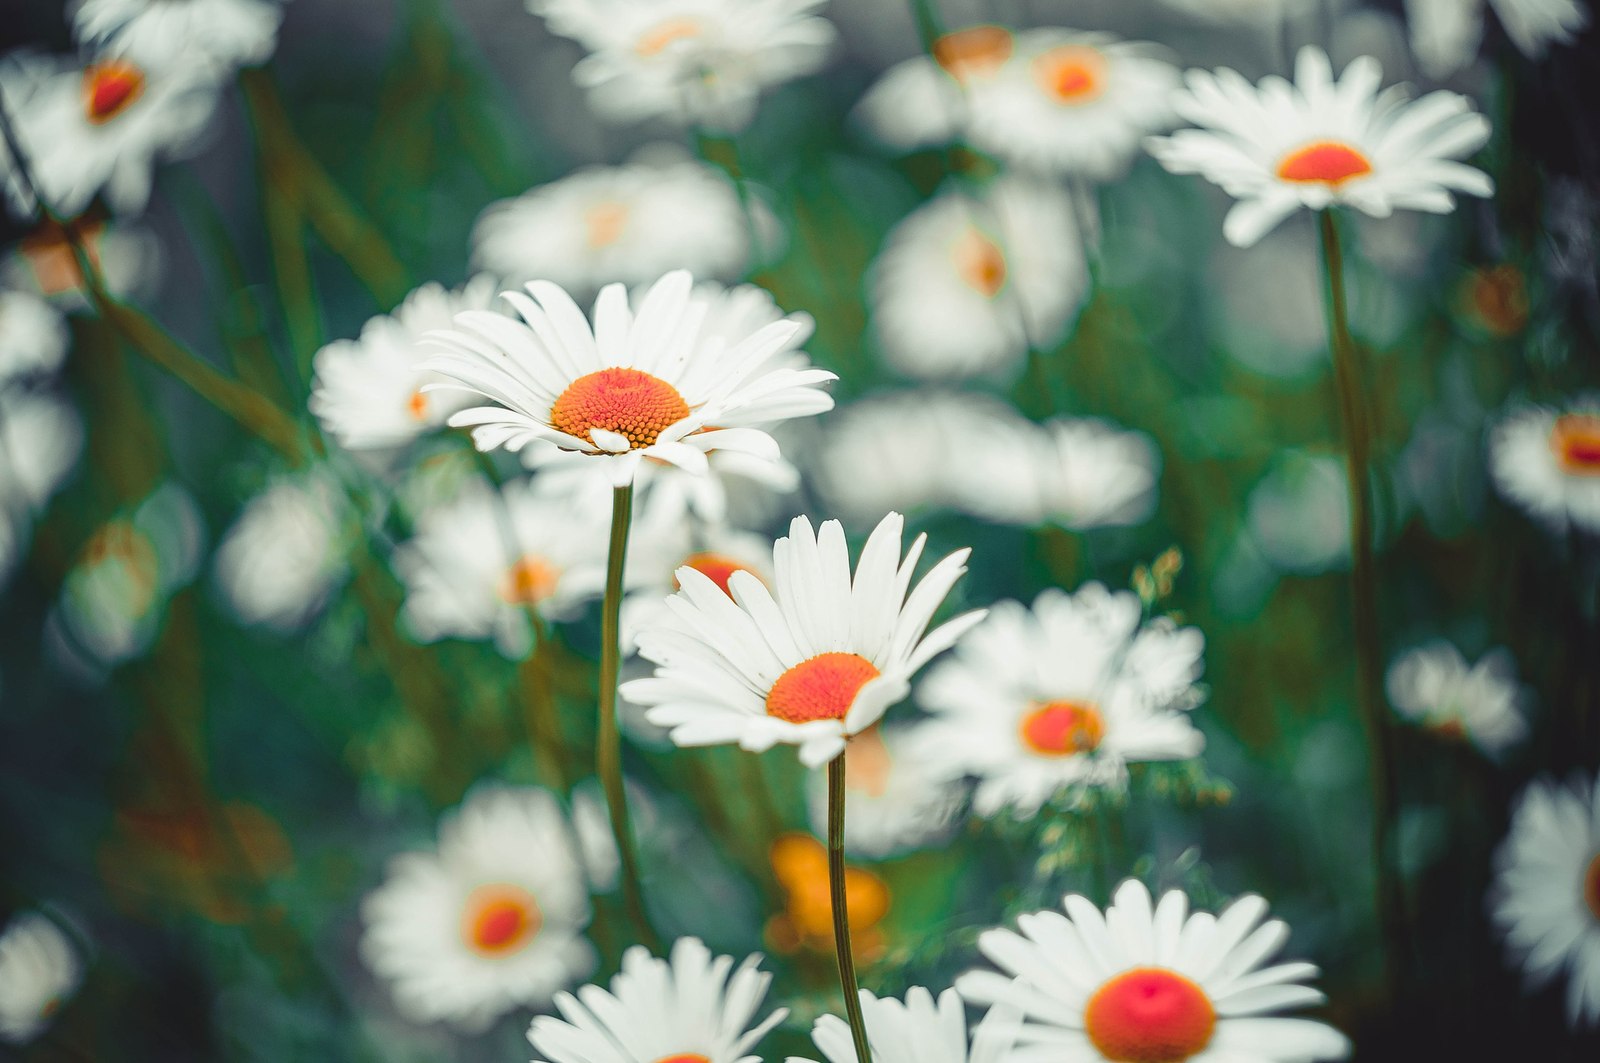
(3, 216), (161, 309)
(958, 879), (1351, 1063)
(1489, 397), (1600, 534)
(361, 785), (596, 1030)
(0, 289), (68, 385)
(528, 936), (787, 1062)
(1491, 771), (1600, 1026)
(0, 389), (83, 517)
(970, 416), (1161, 530)
(532, 0), (836, 131)
(0, 911), (83, 1045)
(213, 475), (348, 632)
(787, 986), (1021, 1063)
(1146, 46), (1494, 247)
(621, 510), (987, 768)
(1406, 0), (1589, 78)
(854, 24), (1017, 152)
(425, 269), (836, 487)
(72, 0), (285, 73)
(1386, 640), (1528, 756)
(913, 585), (1206, 820)
(1246, 451), (1351, 574)
(804, 723), (963, 858)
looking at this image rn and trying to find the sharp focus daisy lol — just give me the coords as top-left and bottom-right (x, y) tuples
(361, 785), (596, 1030)
(1145, 46), (1494, 248)
(1488, 396), (1600, 534)
(0, 911), (82, 1046)
(532, 0), (836, 131)
(309, 275), (499, 453)
(1490, 770), (1600, 1027)
(527, 936), (787, 1063)
(72, 0), (285, 72)
(957, 879), (1352, 1063)
(0, 288), (68, 385)
(621, 511), (986, 768)
(471, 155), (775, 295)
(912, 585), (1206, 819)
(854, 24), (1017, 152)
(789, 986), (1021, 1063)
(212, 475), (348, 633)
(804, 723), (963, 858)
(870, 177), (1090, 380)
(1405, 0), (1589, 78)
(1386, 640), (1528, 757)
(425, 269), (836, 487)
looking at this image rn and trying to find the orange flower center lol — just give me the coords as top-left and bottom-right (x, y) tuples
(635, 17), (702, 56)
(932, 25), (1014, 81)
(766, 652), (880, 724)
(461, 884), (542, 956)
(680, 551), (757, 598)
(953, 228), (1008, 297)
(549, 367), (690, 450)
(84, 60), (146, 124)
(655, 1057), (712, 1063)
(1275, 141), (1374, 186)
(1585, 854), (1600, 922)
(1551, 414), (1600, 476)
(583, 201), (631, 248)
(1466, 265), (1528, 337)
(406, 388), (430, 421)
(844, 724), (894, 798)
(1032, 45), (1107, 103)
(499, 555), (560, 605)
(1020, 700), (1105, 756)
(1085, 968), (1217, 1063)
(768, 832), (892, 950)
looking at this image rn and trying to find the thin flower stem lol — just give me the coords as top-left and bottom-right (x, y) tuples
(827, 754), (873, 1063)
(1317, 209), (1408, 992)
(598, 483), (658, 950)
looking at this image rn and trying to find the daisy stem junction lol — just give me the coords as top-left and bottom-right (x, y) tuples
(827, 753), (874, 1063)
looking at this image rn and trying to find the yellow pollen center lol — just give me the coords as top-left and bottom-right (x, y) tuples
(1551, 414), (1600, 476)
(635, 17), (703, 56)
(953, 228), (1008, 297)
(679, 551), (757, 598)
(845, 725), (894, 798)
(549, 367), (690, 450)
(84, 60), (146, 123)
(499, 555), (560, 605)
(1020, 700), (1105, 756)
(583, 201), (631, 248)
(462, 884), (542, 956)
(766, 652), (880, 724)
(1275, 141), (1374, 186)
(1085, 967), (1217, 1063)
(1032, 45), (1107, 103)
(932, 25), (1014, 81)
(1585, 854), (1600, 922)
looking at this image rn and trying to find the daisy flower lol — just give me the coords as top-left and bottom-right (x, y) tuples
(854, 24), (1017, 152)
(789, 986), (1021, 1063)
(393, 478), (608, 657)
(532, 0), (835, 132)
(1386, 640), (1528, 756)
(958, 879), (1352, 1063)
(0, 389), (82, 516)
(621, 510), (986, 768)
(425, 269), (836, 487)
(471, 155), (775, 296)
(1145, 46), (1494, 248)
(0, 911), (83, 1045)
(1156, 0), (1316, 23)
(1488, 397), (1600, 534)
(912, 585), (1206, 819)
(309, 275), (499, 453)
(213, 475), (348, 633)
(870, 176), (1090, 380)
(1406, 0), (1589, 78)
(0, 288), (68, 385)
(1490, 771), (1600, 1026)
(969, 416), (1161, 530)
(3, 215), (160, 308)
(623, 518), (774, 649)
(804, 723), (963, 858)
(361, 785), (596, 1030)
(527, 936), (787, 1063)
(72, 0), (285, 72)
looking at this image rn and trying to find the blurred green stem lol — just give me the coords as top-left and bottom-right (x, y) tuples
(827, 754), (873, 1063)
(598, 483), (658, 950)
(261, 172), (323, 376)
(519, 628), (570, 794)
(1317, 209), (1407, 992)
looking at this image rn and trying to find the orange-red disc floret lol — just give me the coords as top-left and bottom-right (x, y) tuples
(766, 652), (881, 724)
(1552, 414), (1600, 476)
(1275, 141), (1374, 186)
(682, 552), (756, 598)
(549, 368), (691, 450)
(1085, 967), (1217, 1063)
(654, 1056), (712, 1063)
(1020, 700), (1105, 756)
(462, 885), (542, 956)
(84, 60), (145, 124)
(932, 25), (1014, 80)
(1032, 45), (1107, 103)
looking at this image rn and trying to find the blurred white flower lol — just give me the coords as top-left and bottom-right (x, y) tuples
(361, 786), (595, 1030)
(0, 389), (83, 516)
(2, 216), (161, 309)
(213, 475), (348, 632)
(1146, 46), (1493, 247)
(0, 289), (67, 385)
(1488, 397), (1600, 534)
(1406, 0), (1588, 78)
(1246, 451), (1351, 573)
(72, 0), (285, 73)
(1491, 771), (1600, 1027)
(804, 723), (962, 858)
(790, 986), (1020, 1063)
(870, 177), (1089, 380)
(1156, 0), (1316, 23)
(854, 24), (1016, 152)
(0, 911), (83, 1046)
(913, 586), (1206, 820)
(623, 518), (773, 650)
(1386, 640), (1527, 756)
(985, 416), (1161, 530)
(532, 0), (835, 131)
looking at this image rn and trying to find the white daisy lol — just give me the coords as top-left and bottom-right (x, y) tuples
(958, 879), (1351, 1063)
(0, 289), (68, 385)
(623, 518), (775, 650)
(1490, 771), (1600, 1026)
(1155, 0), (1316, 24)
(3, 215), (161, 308)
(1386, 640), (1528, 756)
(1406, 0), (1589, 78)
(1245, 451), (1351, 574)
(309, 275), (499, 453)
(532, 0), (835, 132)
(0, 389), (83, 516)
(393, 477), (609, 657)
(1145, 46), (1494, 248)
(0, 911), (83, 1045)
(854, 24), (1017, 152)
(213, 475), (347, 632)
(913, 586), (1206, 820)
(870, 176), (1090, 380)
(471, 155), (776, 296)
(788, 986), (1021, 1063)
(425, 269), (836, 487)
(620, 510), (986, 768)
(527, 936), (786, 1062)
(1488, 397), (1600, 534)
(804, 723), (963, 858)
(72, 0), (285, 72)
(971, 416), (1161, 530)
(361, 785), (596, 1031)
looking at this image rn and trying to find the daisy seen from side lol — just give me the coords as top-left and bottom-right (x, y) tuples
(0, 911), (83, 1046)
(1488, 396), (1600, 534)
(1386, 639), (1528, 757)
(853, 24), (1016, 152)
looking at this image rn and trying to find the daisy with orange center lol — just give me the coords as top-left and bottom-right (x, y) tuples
(958, 880), (1351, 1063)
(1385, 640), (1528, 758)
(0, 912), (82, 1046)
(852, 24), (1015, 152)
(804, 724), (963, 859)
(1489, 397), (1600, 534)
(622, 521), (773, 653)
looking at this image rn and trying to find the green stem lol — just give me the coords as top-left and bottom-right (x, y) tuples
(827, 754), (873, 1063)
(1317, 209), (1407, 992)
(598, 483), (657, 949)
